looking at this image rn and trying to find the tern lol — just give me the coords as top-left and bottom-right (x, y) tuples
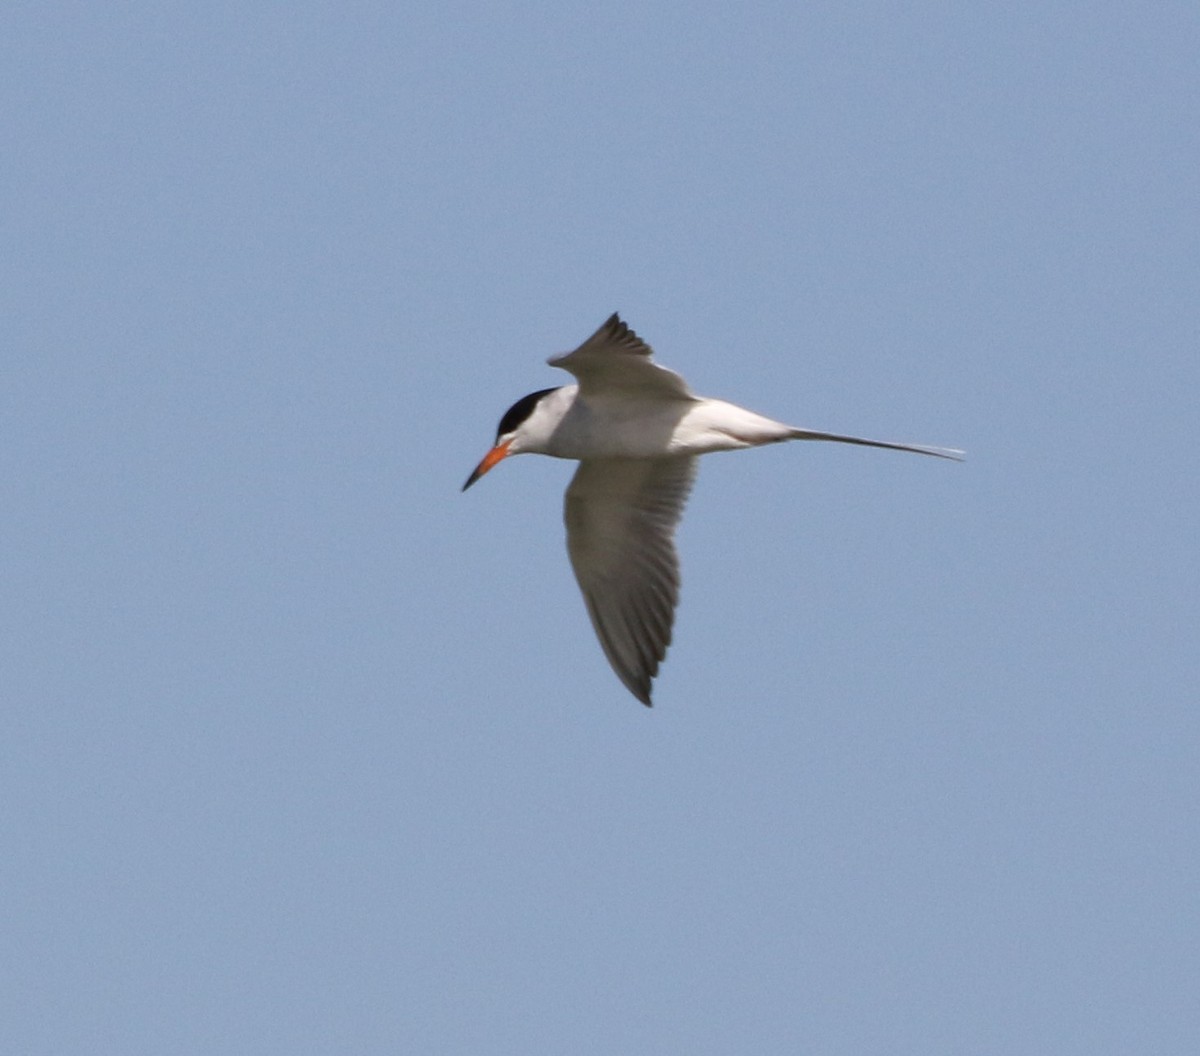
(463, 313), (961, 707)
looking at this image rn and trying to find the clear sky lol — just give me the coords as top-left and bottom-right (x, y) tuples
(4, 2), (1198, 1053)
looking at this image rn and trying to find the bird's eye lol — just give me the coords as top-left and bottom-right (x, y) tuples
(497, 387), (557, 437)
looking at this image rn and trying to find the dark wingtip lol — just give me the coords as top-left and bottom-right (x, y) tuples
(602, 312), (629, 341)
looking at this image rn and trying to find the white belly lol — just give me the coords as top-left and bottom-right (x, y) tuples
(544, 394), (794, 459)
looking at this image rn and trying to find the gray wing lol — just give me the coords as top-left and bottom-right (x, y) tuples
(548, 313), (695, 400)
(564, 455), (698, 706)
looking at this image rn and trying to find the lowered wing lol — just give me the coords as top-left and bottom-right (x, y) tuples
(563, 455), (698, 705)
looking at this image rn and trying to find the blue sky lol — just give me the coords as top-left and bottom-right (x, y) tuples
(4, 2), (1198, 1052)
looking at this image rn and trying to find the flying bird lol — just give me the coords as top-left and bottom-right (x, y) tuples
(463, 314), (961, 706)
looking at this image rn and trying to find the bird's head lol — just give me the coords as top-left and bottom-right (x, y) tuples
(462, 387), (562, 491)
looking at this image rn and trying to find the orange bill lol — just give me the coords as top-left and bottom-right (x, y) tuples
(461, 440), (512, 491)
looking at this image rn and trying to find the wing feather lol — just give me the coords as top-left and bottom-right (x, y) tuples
(548, 313), (695, 400)
(564, 456), (697, 706)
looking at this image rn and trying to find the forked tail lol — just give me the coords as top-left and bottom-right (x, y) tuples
(787, 428), (964, 461)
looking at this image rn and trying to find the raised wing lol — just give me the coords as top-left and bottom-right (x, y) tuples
(564, 456), (698, 706)
(548, 313), (695, 400)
